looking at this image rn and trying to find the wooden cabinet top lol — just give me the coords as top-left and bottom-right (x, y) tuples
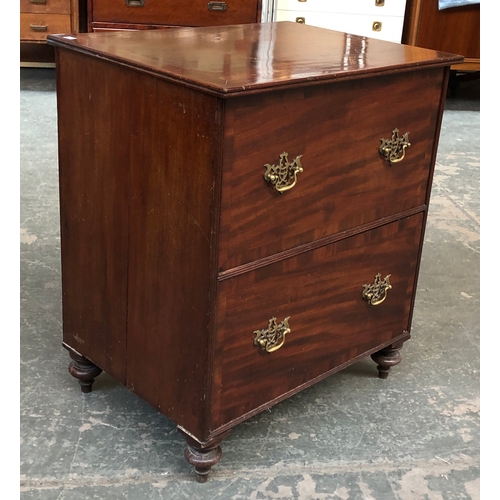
(48, 22), (462, 96)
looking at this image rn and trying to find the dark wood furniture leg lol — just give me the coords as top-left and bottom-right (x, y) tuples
(64, 345), (103, 393)
(178, 427), (232, 483)
(371, 340), (405, 379)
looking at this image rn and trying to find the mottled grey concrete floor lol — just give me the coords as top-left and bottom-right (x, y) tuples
(20, 69), (480, 499)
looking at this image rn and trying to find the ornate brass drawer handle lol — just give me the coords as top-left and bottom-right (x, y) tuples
(253, 317), (291, 353)
(263, 152), (303, 194)
(362, 274), (392, 306)
(379, 128), (411, 165)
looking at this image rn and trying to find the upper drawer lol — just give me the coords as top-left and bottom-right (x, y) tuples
(277, 0), (407, 17)
(21, 13), (71, 41)
(91, 0), (260, 26)
(218, 67), (445, 272)
(20, 0), (71, 14)
(212, 214), (423, 429)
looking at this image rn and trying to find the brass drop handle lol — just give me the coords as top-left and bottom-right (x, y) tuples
(362, 274), (392, 306)
(263, 152), (303, 194)
(254, 317), (291, 353)
(379, 128), (411, 165)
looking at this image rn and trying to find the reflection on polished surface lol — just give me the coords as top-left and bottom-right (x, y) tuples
(49, 22), (461, 95)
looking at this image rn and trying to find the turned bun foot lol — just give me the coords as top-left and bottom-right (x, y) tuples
(371, 343), (403, 379)
(178, 427), (232, 482)
(65, 346), (102, 393)
(184, 444), (222, 483)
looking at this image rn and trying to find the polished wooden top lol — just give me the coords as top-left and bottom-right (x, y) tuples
(48, 22), (462, 96)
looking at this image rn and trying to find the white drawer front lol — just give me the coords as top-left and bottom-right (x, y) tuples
(276, 12), (405, 43)
(277, 0), (406, 17)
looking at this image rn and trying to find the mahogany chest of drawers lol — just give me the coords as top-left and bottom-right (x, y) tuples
(48, 23), (461, 482)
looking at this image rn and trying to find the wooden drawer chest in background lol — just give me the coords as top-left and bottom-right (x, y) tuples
(275, 0), (408, 43)
(48, 22), (461, 482)
(88, 0), (262, 31)
(20, 0), (81, 66)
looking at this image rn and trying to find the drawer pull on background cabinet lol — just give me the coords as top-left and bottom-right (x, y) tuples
(30, 24), (48, 32)
(362, 274), (392, 306)
(296, 17), (306, 24)
(372, 21), (382, 32)
(254, 317), (291, 353)
(379, 128), (411, 165)
(125, 0), (144, 6)
(263, 152), (303, 194)
(375, 0), (385, 6)
(208, 2), (227, 11)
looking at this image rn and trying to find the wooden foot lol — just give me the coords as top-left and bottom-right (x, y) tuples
(371, 341), (404, 379)
(178, 427), (232, 483)
(65, 346), (102, 393)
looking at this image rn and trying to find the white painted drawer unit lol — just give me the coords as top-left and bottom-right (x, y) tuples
(276, 0), (408, 43)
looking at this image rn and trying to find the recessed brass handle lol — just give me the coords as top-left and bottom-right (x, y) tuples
(30, 24), (48, 32)
(263, 152), (303, 194)
(30, 0), (47, 4)
(125, 0), (144, 6)
(372, 21), (382, 32)
(208, 1), (227, 11)
(375, 0), (385, 6)
(379, 128), (411, 165)
(254, 317), (291, 353)
(362, 274), (392, 306)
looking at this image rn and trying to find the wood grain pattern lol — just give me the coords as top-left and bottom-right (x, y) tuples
(211, 214), (424, 430)
(218, 67), (445, 270)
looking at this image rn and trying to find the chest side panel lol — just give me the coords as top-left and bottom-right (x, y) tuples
(211, 214), (424, 430)
(124, 73), (223, 439)
(55, 49), (134, 381)
(219, 67), (444, 272)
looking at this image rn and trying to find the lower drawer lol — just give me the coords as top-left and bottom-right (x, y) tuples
(275, 11), (405, 43)
(211, 214), (423, 429)
(21, 13), (71, 41)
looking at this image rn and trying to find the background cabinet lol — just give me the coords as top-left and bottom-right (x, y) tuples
(275, 0), (408, 43)
(20, 0), (83, 66)
(88, 0), (262, 31)
(402, 0), (479, 71)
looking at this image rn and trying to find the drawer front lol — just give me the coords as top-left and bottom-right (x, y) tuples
(277, 0), (406, 17)
(218, 67), (444, 271)
(211, 214), (423, 429)
(20, 0), (71, 14)
(276, 11), (404, 42)
(21, 13), (71, 41)
(91, 0), (259, 26)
